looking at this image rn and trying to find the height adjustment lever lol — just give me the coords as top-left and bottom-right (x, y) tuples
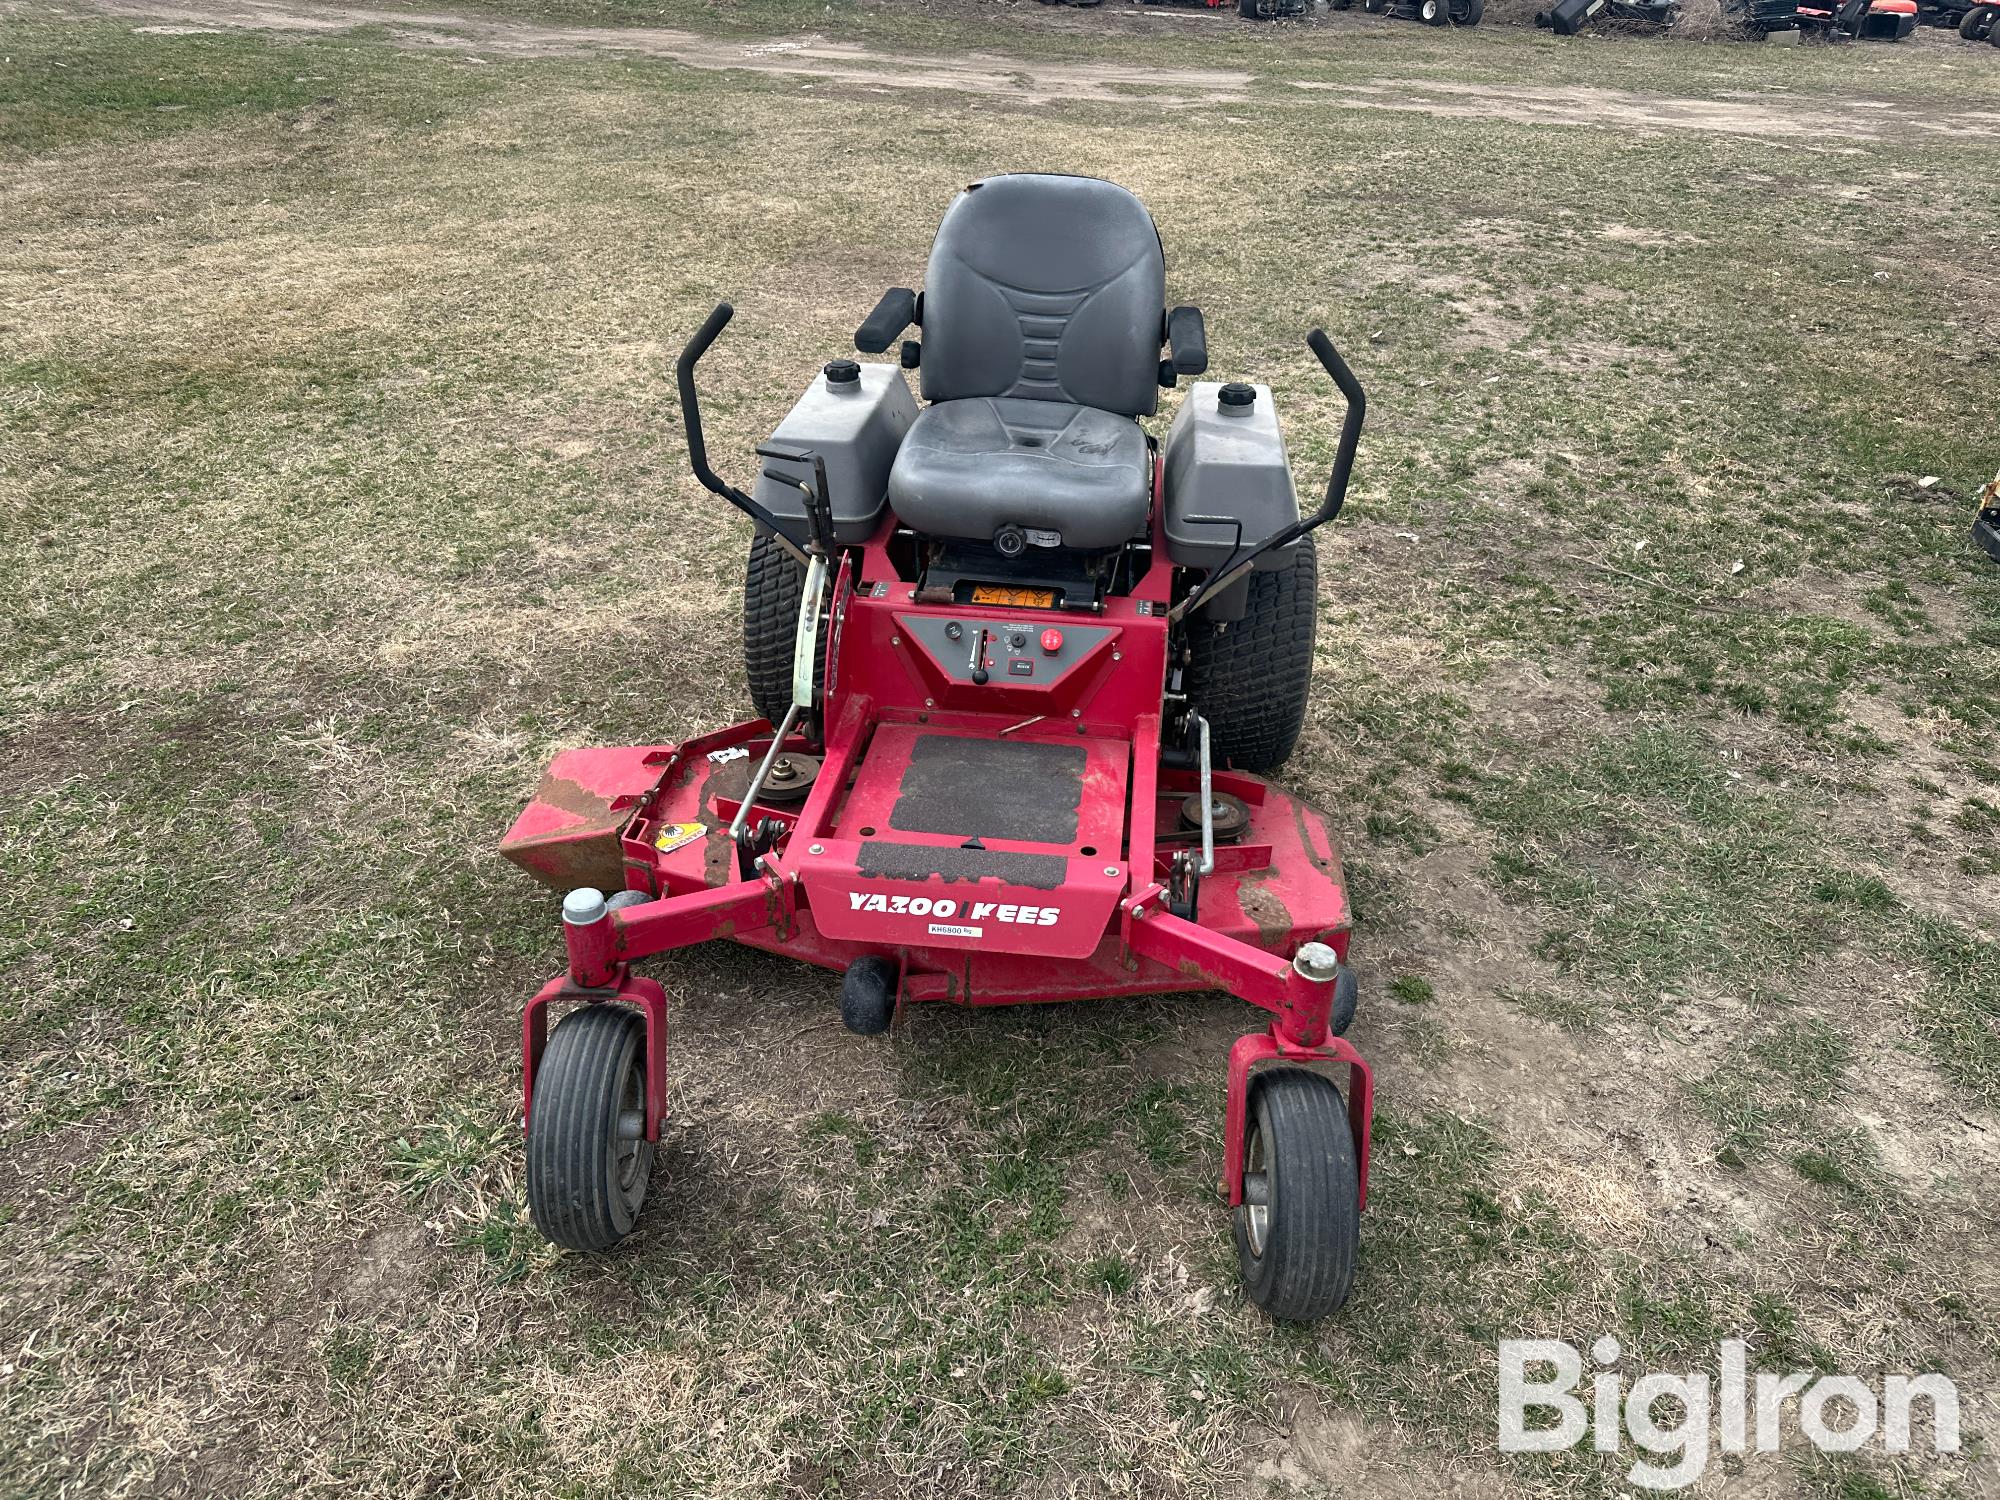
(968, 625), (989, 685)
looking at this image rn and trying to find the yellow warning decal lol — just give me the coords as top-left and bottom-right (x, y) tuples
(654, 822), (706, 855)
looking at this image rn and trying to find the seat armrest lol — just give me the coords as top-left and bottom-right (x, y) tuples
(1167, 305), (1208, 376)
(857, 288), (919, 354)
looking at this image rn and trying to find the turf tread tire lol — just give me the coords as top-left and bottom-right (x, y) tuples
(527, 1005), (652, 1253)
(1185, 532), (1318, 773)
(1234, 1069), (1359, 1321)
(743, 532), (809, 731)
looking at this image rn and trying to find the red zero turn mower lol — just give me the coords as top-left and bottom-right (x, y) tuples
(501, 174), (1375, 1320)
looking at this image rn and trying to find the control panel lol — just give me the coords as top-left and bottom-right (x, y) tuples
(896, 613), (1112, 686)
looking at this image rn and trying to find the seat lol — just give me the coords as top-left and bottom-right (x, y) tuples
(887, 397), (1150, 552)
(884, 174), (1170, 552)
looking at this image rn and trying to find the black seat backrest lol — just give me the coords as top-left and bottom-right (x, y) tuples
(919, 174), (1167, 420)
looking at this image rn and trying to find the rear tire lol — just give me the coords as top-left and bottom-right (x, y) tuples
(1959, 3), (1994, 34)
(1184, 531), (1318, 774)
(1454, 0), (1486, 21)
(743, 532), (814, 731)
(1234, 1069), (1360, 1321)
(526, 1005), (653, 1253)
(1421, 0), (1451, 20)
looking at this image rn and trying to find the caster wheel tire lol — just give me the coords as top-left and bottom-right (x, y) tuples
(527, 1004), (654, 1252)
(841, 955), (898, 1036)
(1453, 0), (1485, 21)
(1234, 1069), (1359, 1321)
(1331, 966), (1359, 1037)
(1421, 0), (1451, 22)
(1363, 0), (1385, 13)
(1959, 3), (1993, 35)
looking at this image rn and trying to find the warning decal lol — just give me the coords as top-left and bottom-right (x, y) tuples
(654, 821), (706, 855)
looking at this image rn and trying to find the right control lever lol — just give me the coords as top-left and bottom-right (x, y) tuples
(1169, 329), (1366, 624)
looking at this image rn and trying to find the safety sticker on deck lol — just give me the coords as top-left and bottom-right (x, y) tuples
(654, 822), (706, 854)
(928, 923), (982, 939)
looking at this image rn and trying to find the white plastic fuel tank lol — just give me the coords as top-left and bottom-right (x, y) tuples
(752, 359), (917, 545)
(1162, 381), (1302, 572)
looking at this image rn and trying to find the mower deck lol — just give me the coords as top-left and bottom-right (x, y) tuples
(502, 526), (1371, 1211)
(505, 712), (1354, 1000)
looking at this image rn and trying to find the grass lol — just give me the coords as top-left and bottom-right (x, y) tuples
(2, 4), (1999, 1498)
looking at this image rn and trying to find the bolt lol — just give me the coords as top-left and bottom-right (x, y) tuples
(1070, 709), (1081, 718)
(1292, 941), (1341, 984)
(1103, 866), (1119, 878)
(808, 843), (824, 855)
(562, 887), (608, 926)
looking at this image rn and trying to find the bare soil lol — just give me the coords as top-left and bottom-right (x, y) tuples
(86, 0), (1256, 104)
(54, 0), (2000, 133)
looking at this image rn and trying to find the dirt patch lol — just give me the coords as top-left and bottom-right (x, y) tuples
(69, 0), (1254, 105)
(1238, 1398), (1521, 1498)
(1291, 77), (1986, 140)
(55, 0), (2000, 136)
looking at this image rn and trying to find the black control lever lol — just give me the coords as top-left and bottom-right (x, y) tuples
(756, 442), (837, 559)
(677, 302), (810, 564)
(1170, 329), (1366, 624)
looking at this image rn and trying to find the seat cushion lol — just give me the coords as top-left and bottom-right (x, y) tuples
(887, 397), (1150, 552)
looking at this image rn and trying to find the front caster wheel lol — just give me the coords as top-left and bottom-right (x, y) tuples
(527, 1004), (654, 1251)
(1234, 1069), (1359, 1320)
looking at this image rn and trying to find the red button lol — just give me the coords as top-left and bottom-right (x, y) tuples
(1040, 628), (1063, 655)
